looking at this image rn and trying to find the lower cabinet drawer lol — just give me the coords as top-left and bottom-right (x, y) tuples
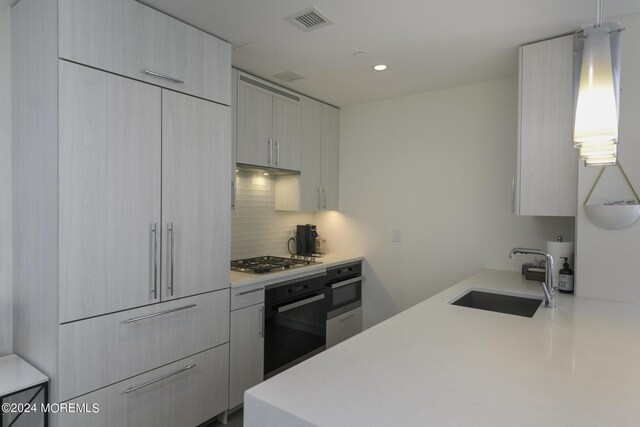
(58, 290), (229, 401)
(326, 306), (363, 349)
(59, 344), (229, 427)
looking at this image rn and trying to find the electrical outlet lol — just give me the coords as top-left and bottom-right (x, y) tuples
(392, 228), (401, 242)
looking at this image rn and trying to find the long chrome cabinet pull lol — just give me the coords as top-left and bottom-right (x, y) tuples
(124, 364), (196, 394)
(259, 306), (264, 339)
(237, 287), (263, 296)
(511, 179), (516, 213)
(268, 138), (273, 165)
(231, 180), (236, 209)
(277, 294), (324, 313)
(323, 187), (327, 209)
(122, 304), (197, 324)
(151, 223), (158, 299)
(168, 222), (175, 296)
(142, 69), (184, 85)
(276, 140), (280, 166)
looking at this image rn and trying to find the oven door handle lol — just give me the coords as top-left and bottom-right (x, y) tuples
(277, 294), (325, 314)
(331, 276), (362, 290)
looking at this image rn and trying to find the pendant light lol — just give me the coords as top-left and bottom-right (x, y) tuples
(573, 0), (623, 166)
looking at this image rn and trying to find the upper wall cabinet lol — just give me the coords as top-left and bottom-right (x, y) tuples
(236, 73), (301, 171)
(298, 97), (340, 211)
(58, 0), (231, 105)
(516, 34), (577, 216)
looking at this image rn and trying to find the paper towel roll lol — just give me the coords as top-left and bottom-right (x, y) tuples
(546, 240), (574, 286)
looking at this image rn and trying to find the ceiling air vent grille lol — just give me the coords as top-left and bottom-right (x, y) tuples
(286, 7), (333, 32)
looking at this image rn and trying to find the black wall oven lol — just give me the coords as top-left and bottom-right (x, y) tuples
(326, 262), (362, 319)
(264, 272), (327, 379)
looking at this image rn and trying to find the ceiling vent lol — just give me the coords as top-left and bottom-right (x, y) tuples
(273, 71), (304, 83)
(286, 7), (333, 32)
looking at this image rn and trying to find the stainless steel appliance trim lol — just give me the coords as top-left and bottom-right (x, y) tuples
(265, 272), (327, 290)
(124, 364), (195, 393)
(339, 313), (355, 322)
(327, 301), (361, 319)
(331, 276), (362, 290)
(236, 287), (264, 296)
(122, 304), (197, 324)
(277, 293), (324, 313)
(259, 305), (264, 338)
(168, 222), (175, 296)
(151, 223), (158, 299)
(268, 138), (273, 165)
(142, 69), (184, 85)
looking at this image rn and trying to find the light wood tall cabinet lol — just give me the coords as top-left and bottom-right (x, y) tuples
(12, 0), (231, 425)
(236, 73), (302, 171)
(320, 104), (340, 211)
(516, 34), (577, 216)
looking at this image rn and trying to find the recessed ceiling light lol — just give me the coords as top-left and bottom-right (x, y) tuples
(373, 64), (388, 71)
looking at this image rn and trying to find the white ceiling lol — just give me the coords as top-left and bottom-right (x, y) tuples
(141, 0), (640, 107)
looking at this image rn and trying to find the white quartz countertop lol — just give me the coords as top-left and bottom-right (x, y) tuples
(229, 253), (364, 288)
(245, 269), (640, 427)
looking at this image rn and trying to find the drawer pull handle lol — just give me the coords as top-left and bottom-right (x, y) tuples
(122, 304), (197, 324)
(339, 314), (355, 322)
(142, 69), (184, 85)
(124, 364), (196, 394)
(237, 287), (263, 296)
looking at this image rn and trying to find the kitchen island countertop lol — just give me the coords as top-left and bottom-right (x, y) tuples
(244, 269), (640, 426)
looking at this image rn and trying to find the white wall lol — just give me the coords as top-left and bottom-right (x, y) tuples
(0, 7), (11, 356)
(318, 77), (574, 328)
(576, 12), (640, 302)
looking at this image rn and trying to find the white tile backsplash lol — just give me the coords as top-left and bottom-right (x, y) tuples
(231, 171), (316, 260)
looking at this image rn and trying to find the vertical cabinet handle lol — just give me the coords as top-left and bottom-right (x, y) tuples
(268, 138), (273, 165)
(168, 222), (175, 296)
(276, 140), (280, 166)
(231, 179), (236, 210)
(323, 187), (327, 209)
(259, 306), (264, 339)
(151, 223), (158, 299)
(511, 179), (516, 214)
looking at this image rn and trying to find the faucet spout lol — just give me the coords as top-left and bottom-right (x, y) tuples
(509, 247), (556, 309)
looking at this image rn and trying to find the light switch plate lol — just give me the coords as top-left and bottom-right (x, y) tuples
(392, 228), (401, 242)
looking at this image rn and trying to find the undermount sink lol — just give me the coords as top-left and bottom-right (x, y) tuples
(451, 290), (542, 318)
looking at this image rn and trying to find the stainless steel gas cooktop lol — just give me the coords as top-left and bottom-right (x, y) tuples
(230, 256), (321, 274)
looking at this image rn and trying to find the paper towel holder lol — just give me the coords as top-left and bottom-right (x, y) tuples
(583, 161), (640, 230)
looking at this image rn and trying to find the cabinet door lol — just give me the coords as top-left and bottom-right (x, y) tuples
(326, 307), (362, 348)
(300, 97), (323, 210)
(58, 61), (161, 323)
(229, 303), (264, 409)
(236, 83), (273, 167)
(518, 35), (577, 216)
(59, 0), (231, 104)
(273, 98), (301, 171)
(162, 91), (231, 300)
(321, 104), (340, 210)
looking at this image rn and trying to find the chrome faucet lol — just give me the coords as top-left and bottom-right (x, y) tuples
(509, 248), (556, 309)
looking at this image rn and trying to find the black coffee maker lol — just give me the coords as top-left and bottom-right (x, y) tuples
(296, 224), (318, 256)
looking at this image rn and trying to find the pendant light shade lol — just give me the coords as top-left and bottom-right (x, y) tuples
(573, 26), (618, 146)
(572, 0), (623, 167)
